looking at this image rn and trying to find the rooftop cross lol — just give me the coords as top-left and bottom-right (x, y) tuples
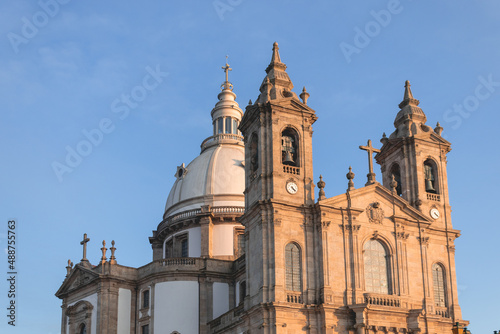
(359, 139), (381, 186)
(80, 233), (90, 262)
(221, 56), (233, 90)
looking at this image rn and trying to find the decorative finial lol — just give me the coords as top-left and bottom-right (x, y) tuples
(399, 80), (420, 109)
(271, 42), (281, 63)
(359, 139), (381, 186)
(100, 240), (107, 265)
(80, 233), (90, 262)
(109, 240), (117, 265)
(66, 259), (73, 277)
(346, 166), (355, 191)
(248, 99), (252, 105)
(317, 175), (326, 201)
(434, 122), (443, 136)
(390, 174), (398, 191)
(300, 87), (310, 105)
(221, 58), (233, 91)
(404, 80), (413, 100)
(380, 132), (388, 145)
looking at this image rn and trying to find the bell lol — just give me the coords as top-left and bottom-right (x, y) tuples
(425, 179), (435, 192)
(283, 151), (294, 164)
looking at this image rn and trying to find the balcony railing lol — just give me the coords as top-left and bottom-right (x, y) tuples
(160, 258), (197, 266)
(286, 291), (303, 304)
(200, 133), (244, 152)
(159, 206), (245, 232)
(435, 306), (449, 318)
(427, 193), (441, 201)
(283, 165), (300, 175)
(364, 293), (401, 307)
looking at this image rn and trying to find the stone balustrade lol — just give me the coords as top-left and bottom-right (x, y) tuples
(364, 293), (401, 307)
(427, 193), (441, 201)
(286, 291), (303, 304)
(201, 133), (244, 151)
(283, 165), (300, 175)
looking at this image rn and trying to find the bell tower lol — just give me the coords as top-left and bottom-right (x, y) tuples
(376, 81), (452, 227)
(239, 42), (317, 210)
(238, 42), (319, 330)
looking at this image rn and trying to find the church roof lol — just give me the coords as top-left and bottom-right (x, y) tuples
(164, 143), (244, 218)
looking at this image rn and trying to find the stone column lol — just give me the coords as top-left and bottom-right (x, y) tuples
(199, 277), (213, 334)
(97, 279), (119, 334)
(199, 205), (213, 258)
(60, 302), (67, 334)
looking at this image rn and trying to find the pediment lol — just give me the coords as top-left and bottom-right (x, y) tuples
(269, 97), (317, 116)
(379, 131), (451, 158)
(318, 183), (431, 224)
(55, 263), (100, 298)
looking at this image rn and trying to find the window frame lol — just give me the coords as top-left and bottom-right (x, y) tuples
(285, 242), (302, 292)
(142, 289), (150, 309)
(432, 263), (447, 307)
(363, 239), (392, 295)
(234, 228), (245, 258)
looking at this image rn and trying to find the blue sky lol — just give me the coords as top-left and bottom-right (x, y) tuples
(1, 0), (499, 333)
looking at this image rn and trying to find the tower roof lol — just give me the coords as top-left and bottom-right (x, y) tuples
(390, 81), (433, 139)
(256, 42), (298, 103)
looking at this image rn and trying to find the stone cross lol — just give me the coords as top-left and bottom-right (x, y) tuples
(221, 57), (233, 90)
(359, 139), (381, 186)
(80, 233), (90, 262)
(222, 58), (232, 81)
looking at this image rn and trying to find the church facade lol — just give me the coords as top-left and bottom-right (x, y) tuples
(56, 43), (468, 334)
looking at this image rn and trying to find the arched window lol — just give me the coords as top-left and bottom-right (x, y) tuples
(390, 163), (402, 196)
(432, 263), (447, 307)
(66, 301), (93, 334)
(281, 128), (299, 167)
(424, 160), (438, 193)
(250, 134), (258, 173)
(363, 239), (391, 294)
(285, 243), (302, 291)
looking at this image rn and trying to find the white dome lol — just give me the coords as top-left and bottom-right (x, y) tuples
(164, 141), (245, 219)
(164, 62), (245, 219)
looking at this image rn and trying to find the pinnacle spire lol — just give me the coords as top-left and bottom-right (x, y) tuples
(257, 42), (296, 103)
(390, 80), (429, 139)
(270, 42), (282, 65)
(398, 80), (420, 109)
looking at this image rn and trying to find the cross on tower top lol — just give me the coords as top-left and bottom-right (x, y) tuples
(80, 233), (90, 262)
(221, 56), (233, 90)
(359, 139), (381, 186)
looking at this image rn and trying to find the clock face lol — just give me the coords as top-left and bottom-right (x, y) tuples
(286, 182), (298, 194)
(430, 208), (440, 219)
